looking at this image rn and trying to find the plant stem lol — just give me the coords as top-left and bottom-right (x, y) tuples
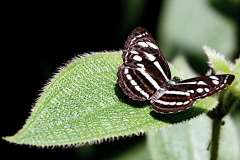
(210, 118), (222, 160)
(208, 90), (237, 160)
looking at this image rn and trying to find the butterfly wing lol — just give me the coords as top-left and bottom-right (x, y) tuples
(123, 27), (171, 84)
(174, 74), (235, 100)
(117, 27), (171, 101)
(151, 74), (235, 114)
(118, 66), (166, 101)
(150, 88), (194, 114)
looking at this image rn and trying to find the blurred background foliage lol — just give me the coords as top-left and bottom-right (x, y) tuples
(1, 0), (239, 159)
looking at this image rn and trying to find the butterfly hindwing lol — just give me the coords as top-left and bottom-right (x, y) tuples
(173, 74), (235, 100)
(151, 74), (234, 113)
(151, 89), (194, 114)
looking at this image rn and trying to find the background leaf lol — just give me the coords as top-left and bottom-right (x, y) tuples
(3, 51), (217, 146)
(120, 0), (146, 34)
(158, 0), (236, 59)
(171, 54), (197, 79)
(113, 141), (151, 160)
(147, 115), (240, 160)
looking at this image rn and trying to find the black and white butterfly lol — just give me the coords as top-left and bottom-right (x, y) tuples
(117, 27), (235, 114)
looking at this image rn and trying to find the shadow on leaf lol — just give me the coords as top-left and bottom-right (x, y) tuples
(114, 84), (149, 108)
(150, 107), (207, 124)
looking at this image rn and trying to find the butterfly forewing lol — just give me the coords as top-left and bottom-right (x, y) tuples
(123, 27), (171, 84)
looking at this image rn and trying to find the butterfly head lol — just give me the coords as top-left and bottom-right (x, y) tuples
(172, 76), (181, 83)
(166, 76), (181, 86)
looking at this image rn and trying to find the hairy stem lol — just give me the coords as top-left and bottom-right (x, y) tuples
(208, 93), (225, 160)
(210, 118), (222, 160)
(208, 90), (236, 160)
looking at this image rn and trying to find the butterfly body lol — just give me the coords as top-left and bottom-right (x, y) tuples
(117, 27), (235, 114)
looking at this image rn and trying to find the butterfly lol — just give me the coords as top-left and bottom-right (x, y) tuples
(117, 27), (235, 114)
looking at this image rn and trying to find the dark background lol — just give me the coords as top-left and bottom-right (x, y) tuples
(1, 1), (239, 160)
(1, 1), (162, 160)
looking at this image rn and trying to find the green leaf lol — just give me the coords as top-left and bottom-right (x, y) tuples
(203, 46), (234, 73)
(3, 51), (217, 146)
(204, 46), (240, 97)
(159, 0), (236, 58)
(147, 115), (240, 160)
(234, 57), (240, 74)
(232, 57), (240, 96)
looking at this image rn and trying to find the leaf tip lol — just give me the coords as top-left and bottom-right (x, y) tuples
(203, 45), (224, 59)
(2, 135), (18, 144)
(203, 45), (234, 73)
